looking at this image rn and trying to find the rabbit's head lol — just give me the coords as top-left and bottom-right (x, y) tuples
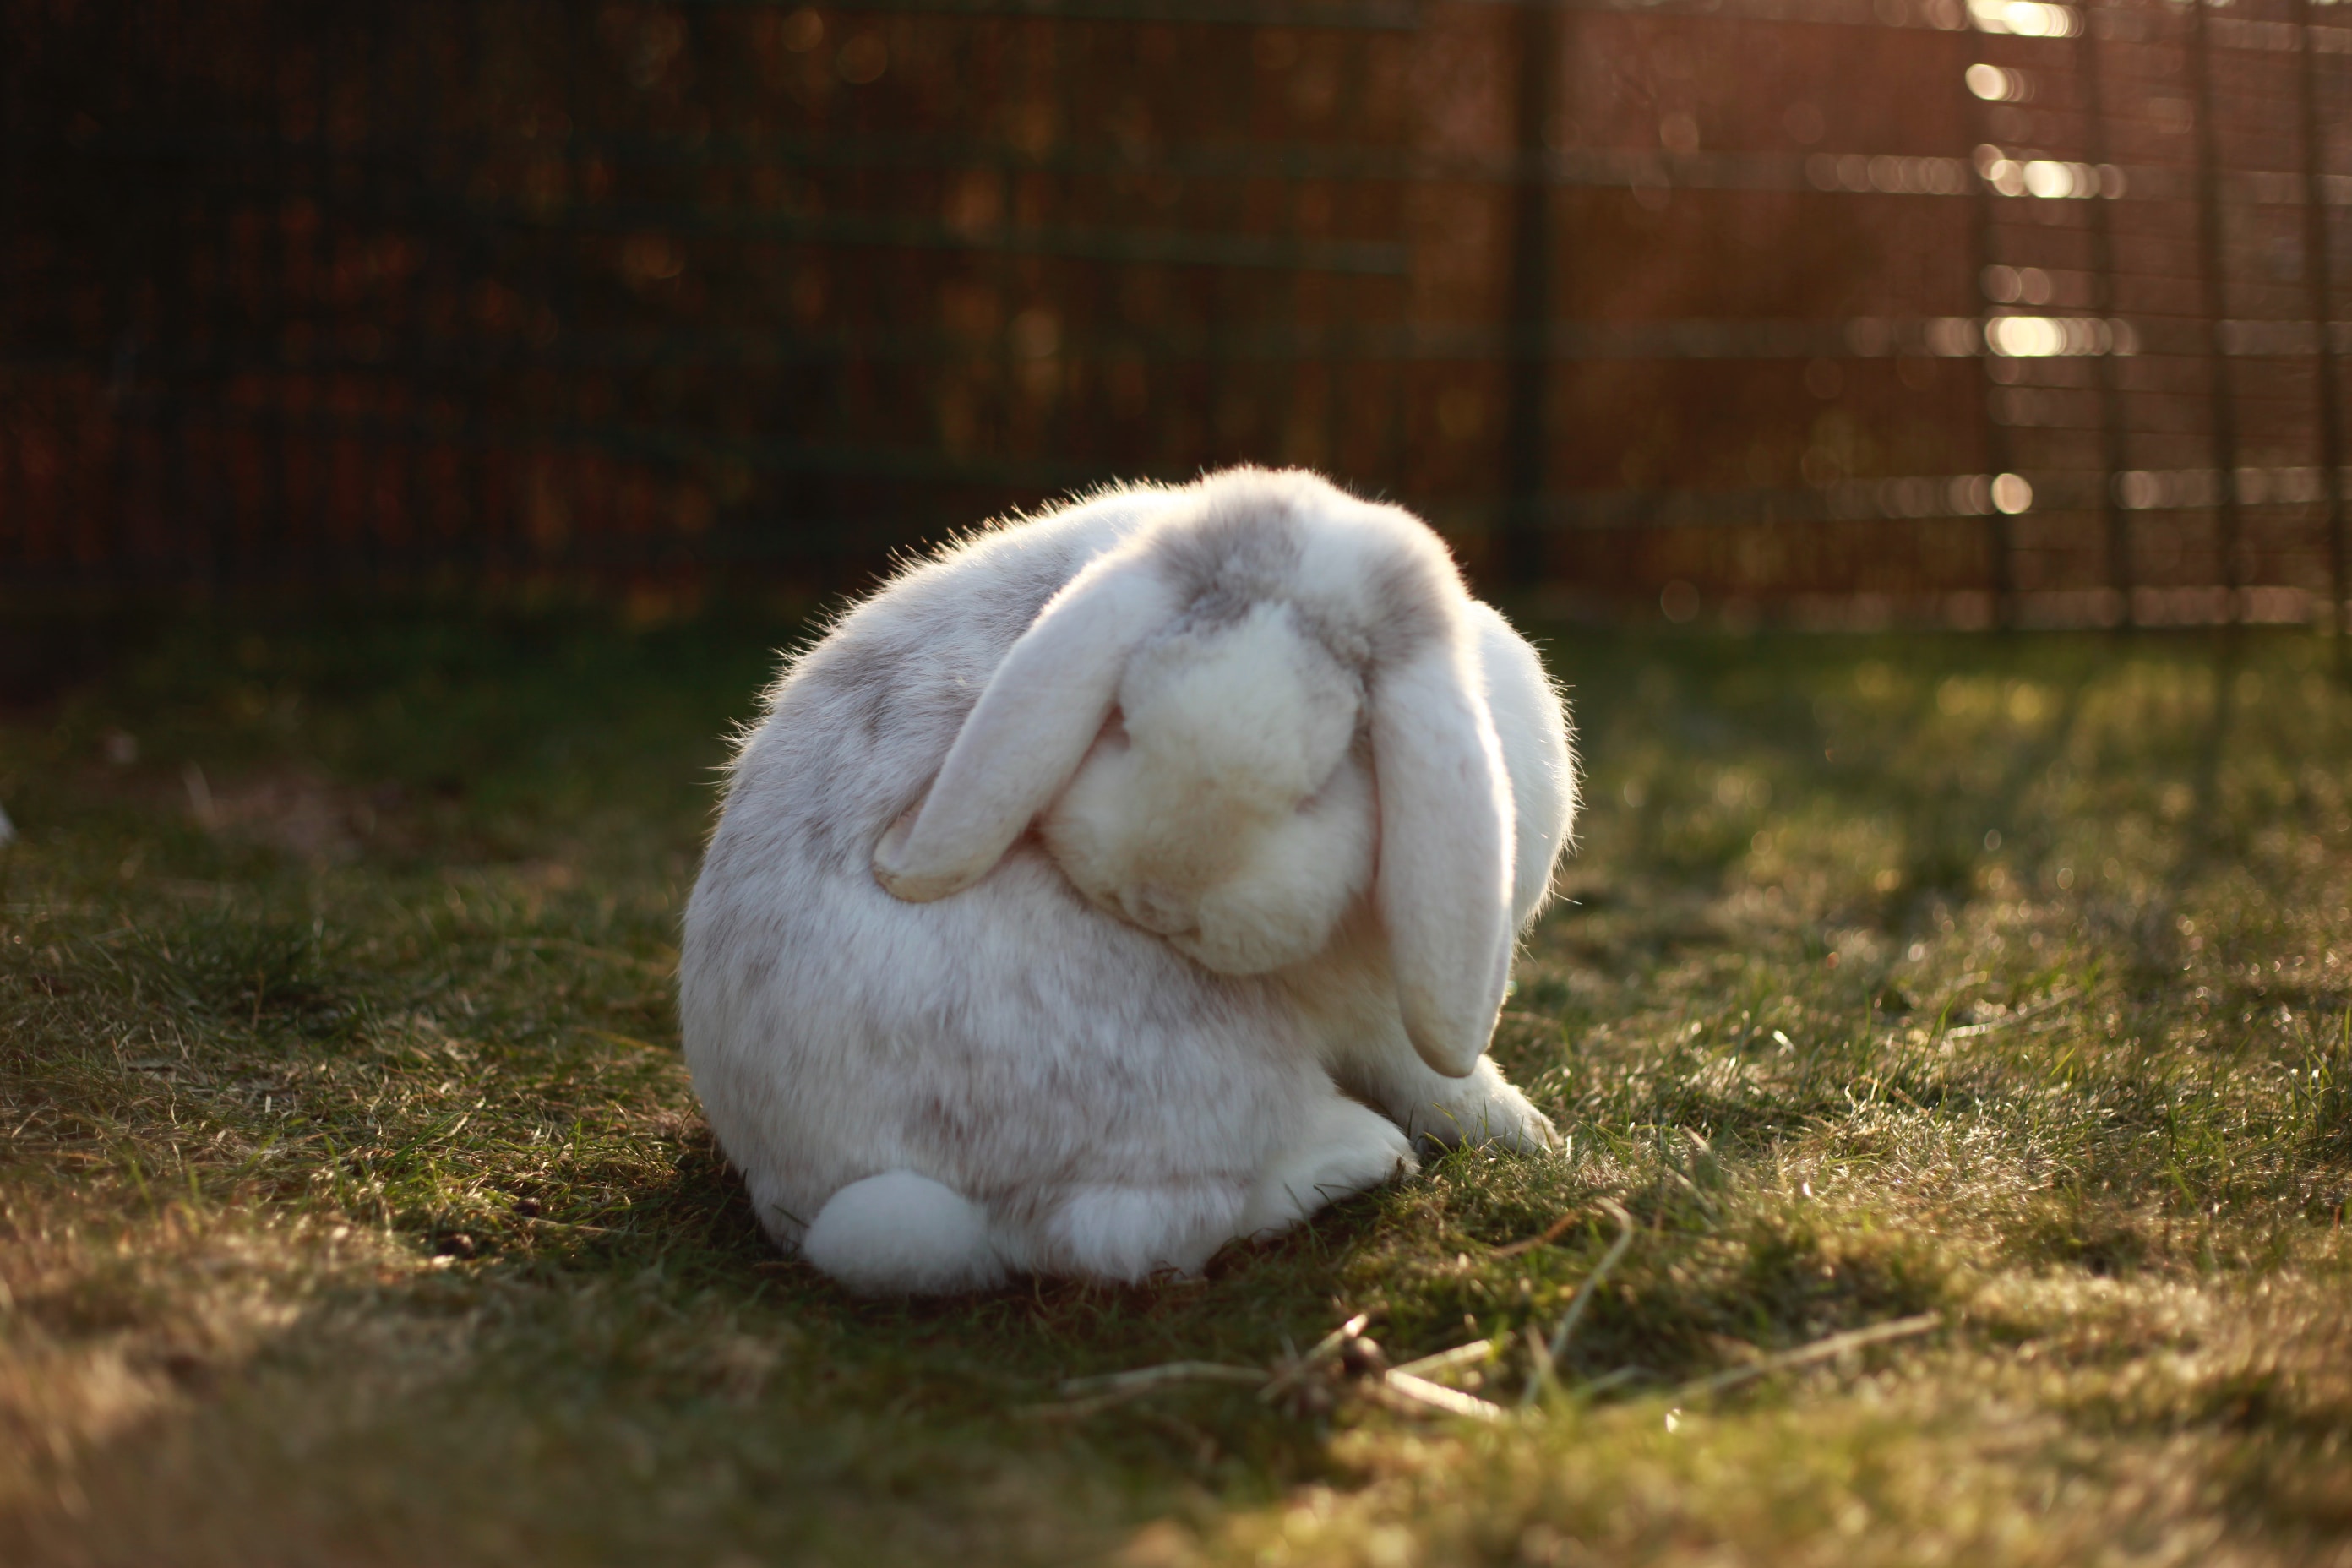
(873, 470), (1519, 1077)
(1037, 599), (1374, 975)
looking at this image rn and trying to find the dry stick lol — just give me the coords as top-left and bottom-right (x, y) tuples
(1257, 1311), (1370, 1405)
(1941, 987), (2080, 1042)
(1378, 1370), (1507, 1422)
(1389, 1340), (1499, 1381)
(1521, 1198), (1636, 1407)
(1042, 1313), (1378, 1422)
(1489, 1209), (1584, 1260)
(1059, 1362), (1267, 1398)
(1375, 1338), (1511, 1423)
(1029, 1362), (1270, 1421)
(1037, 1309), (1522, 1425)
(1672, 1313), (1943, 1403)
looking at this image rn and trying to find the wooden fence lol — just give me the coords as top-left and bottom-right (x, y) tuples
(3, 0), (2347, 625)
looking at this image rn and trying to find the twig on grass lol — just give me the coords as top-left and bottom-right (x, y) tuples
(1386, 1340), (1498, 1381)
(519, 1216), (618, 1234)
(1060, 1361), (1269, 1397)
(1030, 1309), (1512, 1424)
(1256, 1311), (1374, 1408)
(1030, 1361), (1266, 1419)
(1579, 1364), (1660, 1397)
(1489, 1209), (1584, 1259)
(1673, 1312), (1943, 1402)
(1941, 988), (2079, 1041)
(1521, 1198), (1636, 1407)
(583, 1030), (672, 1054)
(1376, 1370), (1506, 1422)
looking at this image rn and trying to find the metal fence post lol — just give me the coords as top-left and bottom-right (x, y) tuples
(1500, 0), (1557, 593)
(2077, 1), (2132, 629)
(2294, 0), (2346, 641)
(2188, 0), (2243, 623)
(1969, 48), (2017, 629)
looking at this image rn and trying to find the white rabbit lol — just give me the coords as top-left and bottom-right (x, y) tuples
(680, 467), (1576, 1294)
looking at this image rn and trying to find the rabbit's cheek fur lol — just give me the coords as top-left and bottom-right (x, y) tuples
(1041, 598), (1368, 965)
(1043, 734), (1372, 972)
(1037, 739), (1192, 934)
(1173, 760), (1373, 974)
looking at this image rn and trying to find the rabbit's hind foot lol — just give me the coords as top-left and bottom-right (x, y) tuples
(1030, 1180), (1251, 1284)
(1239, 1095), (1417, 1241)
(802, 1171), (1008, 1294)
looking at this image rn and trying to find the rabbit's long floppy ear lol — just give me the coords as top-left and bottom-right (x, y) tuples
(1371, 635), (1517, 1078)
(875, 559), (1173, 902)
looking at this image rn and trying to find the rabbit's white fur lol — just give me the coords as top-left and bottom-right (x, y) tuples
(681, 468), (1576, 1294)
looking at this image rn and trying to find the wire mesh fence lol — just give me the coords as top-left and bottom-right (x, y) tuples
(3, 0), (2347, 625)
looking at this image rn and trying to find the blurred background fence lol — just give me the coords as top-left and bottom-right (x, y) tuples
(3, 0), (2348, 626)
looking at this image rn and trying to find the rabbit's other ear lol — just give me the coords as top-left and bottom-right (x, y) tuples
(1467, 600), (1578, 928)
(1371, 636), (1516, 1078)
(876, 560), (1173, 902)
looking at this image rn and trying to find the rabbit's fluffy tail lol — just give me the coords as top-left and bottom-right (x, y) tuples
(801, 1171), (1006, 1294)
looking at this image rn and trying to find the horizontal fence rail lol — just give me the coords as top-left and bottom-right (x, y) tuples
(1, 0), (2347, 626)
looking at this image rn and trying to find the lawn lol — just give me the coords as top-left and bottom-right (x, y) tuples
(2, 607), (2347, 1567)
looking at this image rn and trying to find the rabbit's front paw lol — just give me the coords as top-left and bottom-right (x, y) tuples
(1405, 1063), (1560, 1153)
(1240, 1096), (1417, 1239)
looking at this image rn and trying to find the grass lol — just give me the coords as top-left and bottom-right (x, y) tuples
(2, 605), (2349, 1566)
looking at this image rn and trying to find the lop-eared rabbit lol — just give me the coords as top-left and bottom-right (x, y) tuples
(682, 468), (1576, 1293)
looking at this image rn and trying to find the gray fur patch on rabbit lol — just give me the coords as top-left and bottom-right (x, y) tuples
(681, 467), (1578, 1294)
